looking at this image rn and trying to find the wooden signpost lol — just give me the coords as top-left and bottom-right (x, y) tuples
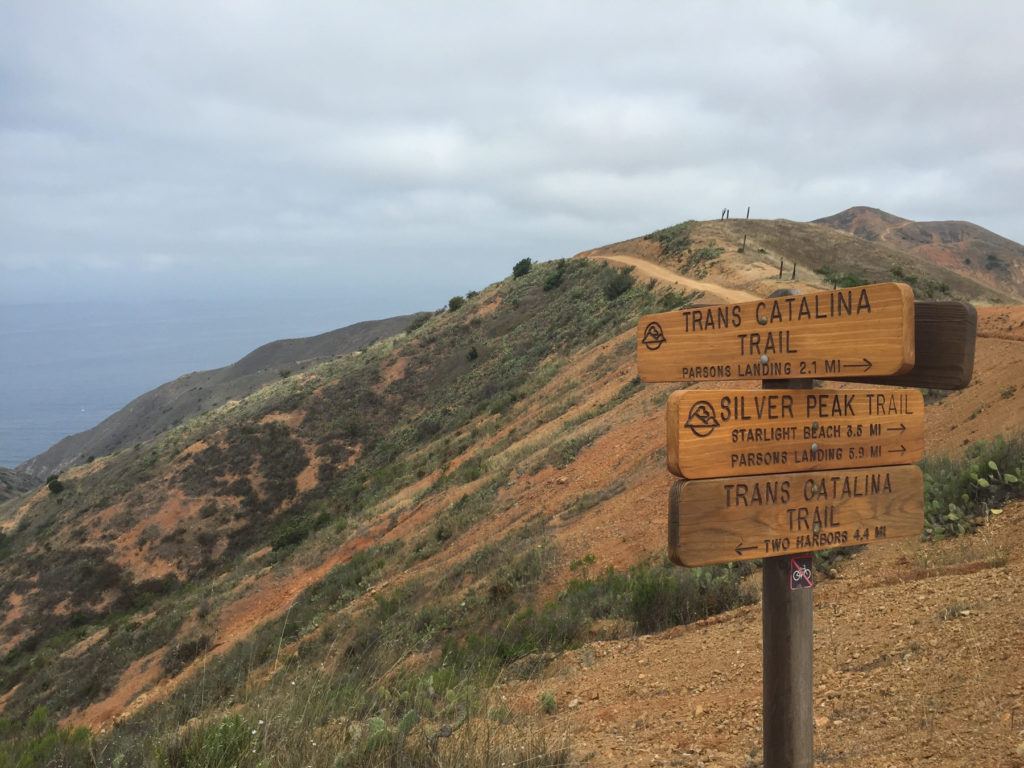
(635, 282), (977, 768)
(667, 388), (924, 479)
(636, 283), (915, 382)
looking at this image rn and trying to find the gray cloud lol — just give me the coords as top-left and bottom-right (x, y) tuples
(2, 1), (1022, 308)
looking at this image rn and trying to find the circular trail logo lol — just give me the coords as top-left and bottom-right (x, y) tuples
(684, 400), (720, 437)
(642, 322), (666, 350)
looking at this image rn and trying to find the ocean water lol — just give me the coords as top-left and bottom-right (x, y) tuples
(0, 299), (374, 468)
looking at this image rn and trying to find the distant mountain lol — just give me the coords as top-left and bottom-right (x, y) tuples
(0, 468), (38, 503)
(17, 313), (427, 479)
(814, 206), (1024, 300)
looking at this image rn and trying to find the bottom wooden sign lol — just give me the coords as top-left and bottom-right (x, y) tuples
(668, 465), (923, 566)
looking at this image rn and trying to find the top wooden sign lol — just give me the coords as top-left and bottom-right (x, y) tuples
(636, 283), (915, 382)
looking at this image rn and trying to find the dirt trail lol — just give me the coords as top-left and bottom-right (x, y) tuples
(586, 253), (759, 304)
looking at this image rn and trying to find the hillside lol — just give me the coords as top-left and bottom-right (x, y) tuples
(815, 206), (1024, 301)
(0, 469), (37, 504)
(16, 313), (427, 480)
(2, 217), (1024, 766)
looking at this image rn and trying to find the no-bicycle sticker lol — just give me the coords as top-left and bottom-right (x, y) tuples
(790, 555), (813, 590)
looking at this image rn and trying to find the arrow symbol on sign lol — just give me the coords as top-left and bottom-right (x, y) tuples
(735, 542), (758, 556)
(888, 444), (907, 455)
(842, 358), (873, 372)
(886, 423), (907, 433)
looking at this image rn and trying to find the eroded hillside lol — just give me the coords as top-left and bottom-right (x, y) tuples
(18, 313), (428, 480)
(0, 259), (691, 738)
(2, 220), (1023, 767)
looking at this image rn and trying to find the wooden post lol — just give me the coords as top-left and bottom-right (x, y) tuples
(746, 205), (751, 219)
(778, 259), (784, 279)
(760, 285), (813, 767)
(792, 262), (797, 281)
(761, 375), (814, 768)
(741, 234), (747, 253)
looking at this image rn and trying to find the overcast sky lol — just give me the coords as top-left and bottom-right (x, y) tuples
(2, 1), (1022, 312)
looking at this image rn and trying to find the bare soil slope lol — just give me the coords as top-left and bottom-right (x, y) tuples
(924, 306), (1024, 455)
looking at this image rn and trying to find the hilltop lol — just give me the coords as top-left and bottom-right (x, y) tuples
(582, 214), (1019, 305)
(17, 313), (427, 480)
(2, 211), (1023, 766)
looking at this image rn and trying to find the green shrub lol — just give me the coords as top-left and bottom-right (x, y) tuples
(888, 265), (951, 298)
(628, 563), (754, 633)
(448, 295), (466, 311)
(161, 714), (260, 768)
(0, 707), (92, 768)
(645, 221), (694, 256)
(46, 478), (64, 495)
(921, 435), (1024, 538)
(816, 266), (866, 288)
(162, 634), (212, 676)
(533, 427), (608, 472)
(539, 691), (557, 715)
(563, 480), (626, 519)
(512, 258), (533, 278)
(406, 312), (431, 332)
(684, 244), (724, 274)
(659, 289), (696, 311)
(449, 559), (755, 670)
(601, 266), (635, 300)
(543, 260), (568, 291)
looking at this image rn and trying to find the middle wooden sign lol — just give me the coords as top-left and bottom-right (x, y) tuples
(667, 388), (924, 479)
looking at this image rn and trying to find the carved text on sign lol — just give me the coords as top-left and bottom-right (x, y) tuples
(636, 283), (915, 382)
(666, 389), (924, 478)
(668, 465), (924, 566)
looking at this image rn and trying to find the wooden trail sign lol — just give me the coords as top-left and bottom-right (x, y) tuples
(667, 388), (924, 479)
(839, 301), (977, 390)
(636, 283), (915, 382)
(668, 465), (924, 567)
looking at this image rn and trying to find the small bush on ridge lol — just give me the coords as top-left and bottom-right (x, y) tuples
(512, 258), (533, 278)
